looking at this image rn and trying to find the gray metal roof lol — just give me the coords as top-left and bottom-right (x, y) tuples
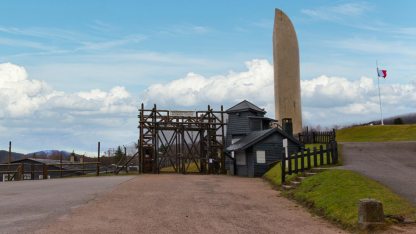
(226, 100), (266, 114)
(11, 158), (70, 165)
(225, 127), (300, 152)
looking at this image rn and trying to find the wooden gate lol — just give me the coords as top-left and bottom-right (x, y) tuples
(138, 104), (226, 174)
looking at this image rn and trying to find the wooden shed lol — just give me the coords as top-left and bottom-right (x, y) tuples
(225, 100), (301, 177)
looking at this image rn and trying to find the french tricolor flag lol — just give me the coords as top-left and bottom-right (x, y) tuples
(377, 68), (387, 78)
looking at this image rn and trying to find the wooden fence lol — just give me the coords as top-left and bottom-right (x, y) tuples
(0, 162), (101, 182)
(281, 141), (338, 184)
(298, 129), (336, 144)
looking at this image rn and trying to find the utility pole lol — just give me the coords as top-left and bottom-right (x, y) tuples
(97, 142), (101, 176)
(8, 141), (11, 181)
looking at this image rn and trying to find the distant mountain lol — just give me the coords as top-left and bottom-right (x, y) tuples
(0, 150), (26, 163)
(26, 150), (71, 160)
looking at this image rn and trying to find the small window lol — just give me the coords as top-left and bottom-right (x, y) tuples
(236, 151), (246, 165)
(256, 151), (266, 164)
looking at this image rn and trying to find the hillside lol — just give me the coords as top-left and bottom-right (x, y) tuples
(336, 124), (416, 142)
(0, 150), (26, 163)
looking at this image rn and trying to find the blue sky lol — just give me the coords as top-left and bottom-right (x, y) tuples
(1, 0), (416, 154)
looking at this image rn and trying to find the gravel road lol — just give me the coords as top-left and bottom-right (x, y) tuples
(340, 142), (416, 204)
(36, 174), (345, 234)
(0, 176), (134, 233)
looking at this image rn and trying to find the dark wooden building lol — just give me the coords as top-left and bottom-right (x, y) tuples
(0, 158), (87, 181)
(225, 100), (301, 177)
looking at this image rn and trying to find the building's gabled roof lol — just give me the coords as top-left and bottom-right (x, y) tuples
(225, 127), (301, 152)
(226, 100), (266, 114)
(11, 158), (70, 165)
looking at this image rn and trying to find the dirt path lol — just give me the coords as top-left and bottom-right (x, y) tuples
(340, 142), (416, 204)
(36, 175), (345, 234)
(0, 176), (134, 234)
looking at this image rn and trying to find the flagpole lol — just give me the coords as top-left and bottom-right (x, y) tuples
(376, 60), (384, 125)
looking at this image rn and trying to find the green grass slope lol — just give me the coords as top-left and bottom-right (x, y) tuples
(287, 170), (416, 229)
(336, 124), (416, 142)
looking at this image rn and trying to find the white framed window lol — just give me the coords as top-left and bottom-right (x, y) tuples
(236, 151), (246, 165)
(256, 150), (266, 164)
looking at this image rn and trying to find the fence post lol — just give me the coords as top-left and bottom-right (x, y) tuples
(8, 141), (11, 181)
(332, 141), (338, 164)
(326, 143), (331, 165)
(319, 145), (324, 166)
(300, 149), (305, 172)
(96, 142), (100, 176)
(60, 152), (63, 178)
(288, 150), (292, 175)
(20, 162), (24, 180)
(313, 147), (318, 167)
(43, 164), (48, 179)
(281, 150), (286, 184)
(306, 148), (311, 169)
(31, 163), (35, 180)
(294, 151), (299, 174)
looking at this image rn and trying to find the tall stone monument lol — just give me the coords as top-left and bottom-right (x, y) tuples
(273, 9), (302, 134)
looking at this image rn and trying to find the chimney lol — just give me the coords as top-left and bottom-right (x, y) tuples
(282, 118), (293, 136)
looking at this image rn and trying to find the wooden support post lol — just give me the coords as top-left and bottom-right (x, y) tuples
(96, 141), (100, 176)
(326, 143), (331, 165)
(306, 148), (311, 169)
(20, 162), (24, 180)
(31, 163), (35, 180)
(300, 149), (305, 172)
(124, 146), (128, 173)
(60, 152), (63, 178)
(139, 103), (144, 174)
(294, 152), (298, 174)
(333, 142), (338, 164)
(313, 147), (318, 167)
(319, 145), (324, 166)
(281, 149), (286, 184)
(43, 164), (48, 179)
(8, 141), (11, 181)
(220, 105), (226, 174)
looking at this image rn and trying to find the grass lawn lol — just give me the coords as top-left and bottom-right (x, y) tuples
(337, 124), (416, 142)
(263, 144), (331, 186)
(263, 161), (297, 186)
(286, 170), (416, 230)
(160, 162), (200, 173)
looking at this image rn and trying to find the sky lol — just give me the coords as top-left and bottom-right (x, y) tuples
(1, 0), (416, 154)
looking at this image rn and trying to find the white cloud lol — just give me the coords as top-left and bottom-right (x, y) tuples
(142, 59), (274, 107)
(301, 2), (372, 21)
(158, 24), (211, 36)
(2, 60), (416, 153)
(142, 59), (416, 127)
(0, 62), (136, 117)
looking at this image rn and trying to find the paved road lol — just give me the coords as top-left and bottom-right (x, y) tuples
(37, 175), (345, 234)
(341, 142), (416, 204)
(0, 176), (134, 233)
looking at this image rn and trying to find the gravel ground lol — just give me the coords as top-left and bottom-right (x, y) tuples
(0, 176), (134, 233)
(36, 174), (345, 234)
(340, 142), (416, 204)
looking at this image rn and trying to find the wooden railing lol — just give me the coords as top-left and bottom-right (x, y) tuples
(0, 162), (101, 181)
(281, 141), (338, 184)
(298, 129), (336, 144)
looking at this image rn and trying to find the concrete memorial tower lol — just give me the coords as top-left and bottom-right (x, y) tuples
(273, 9), (302, 134)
